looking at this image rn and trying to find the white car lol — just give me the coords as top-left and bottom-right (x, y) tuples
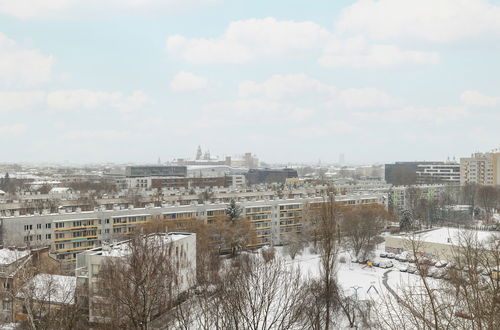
(435, 260), (448, 268)
(379, 260), (393, 268)
(387, 253), (395, 259)
(398, 265), (408, 272)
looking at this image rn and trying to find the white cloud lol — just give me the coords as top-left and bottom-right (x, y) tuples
(0, 124), (26, 136)
(0, 0), (218, 19)
(319, 36), (439, 68)
(337, 88), (400, 108)
(170, 72), (208, 92)
(336, 0), (500, 43)
(203, 98), (316, 123)
(166, 18), (330, 64)
(0, 33), (53, 86)
(238, 74), (336, 99)
(46, 89), (150, 111)
(460, 90), (500, 107)
(238, 74), (399, 108)
(296, 120), (356, 138)
(0, 91), (45, 111)
(354, 106), (468, 124)
(63, 129), (127, 139)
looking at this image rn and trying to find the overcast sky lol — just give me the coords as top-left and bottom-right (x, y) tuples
(1, 0), (499, 165)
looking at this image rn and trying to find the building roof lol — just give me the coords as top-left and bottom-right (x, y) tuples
(92, 232), (194, 257)
(18, 274), (76, 305)
(415, 227), (498, 246)
(0, 249), (29, 265)
(49, 187), (72, 194)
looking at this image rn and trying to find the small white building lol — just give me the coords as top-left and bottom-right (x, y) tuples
(385, 227), (499, 260)
(75, 232), (196, 323)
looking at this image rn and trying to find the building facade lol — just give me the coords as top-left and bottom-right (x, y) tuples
(385, 161), (460, 185)
(75, 232), (196, 323)
(0, 193), (386, 262)
(246, 168), (298, 185)
(460, 152), (500, 186)
(125, 166), (187, 178)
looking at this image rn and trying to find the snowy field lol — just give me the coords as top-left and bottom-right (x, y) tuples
(278, 245), (441, 302)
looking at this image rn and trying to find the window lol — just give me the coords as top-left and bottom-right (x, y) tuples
(55, 233), (64, 239)
(105, 219), (110, 224)
(45, 223), (51, 229)
(45, 234), (51, 240)
(73, 242), (82, 248)
(3, 300), (12, 312)
(23, 224), (33, 231)
(36, 224), (42, 229)
(56, 222), (64, 228)
(105, 229), (110, 234)
(36, 234), (41, 240)
(56, 243), (64, 250)
(92, 264), (100, 275)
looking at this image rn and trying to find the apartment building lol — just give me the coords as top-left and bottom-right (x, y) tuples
(75, 232), (196, 323)
(0, 247), (60, 322)
(460, 152), (500, 186)
(0, 193), (387, 262)
(416, 163), (460, 184)
(385, 161), (460, 185)
(125, 166), (187, 178)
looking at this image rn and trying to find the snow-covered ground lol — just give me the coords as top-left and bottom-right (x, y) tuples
(278, 245), (441, 302)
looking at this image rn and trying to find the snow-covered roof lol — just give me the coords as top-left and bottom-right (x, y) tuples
(0, 190), (5, 195)
(416, 227), (499, 246)
(18, 274), (76, 304)
(0, 249), (29, 265)
(49, 187), (71, 194)
(97, 232), (193, 257)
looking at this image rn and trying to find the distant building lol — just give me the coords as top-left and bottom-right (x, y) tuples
(125, 166), (186, 178)
(246, 168), (298, 185)
(385, 161), (459, 185)
(460, 152), (500, 186)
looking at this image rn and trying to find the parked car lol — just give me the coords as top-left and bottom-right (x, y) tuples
(387, 253), (395, 259)
(407, 265), (418, 274)
(398, 265), (408, 272)
(379, 252), (387, 258)
(372, 260), (380, 267)
(408, 256), (416, 263)
(397, 255), (408, 262)
(379, 260), (393, 268)
(435, 260), (448, 268)
(432, 269), (447, 279)
(351, 257), (358, 264)
(426, 268), (437, 277)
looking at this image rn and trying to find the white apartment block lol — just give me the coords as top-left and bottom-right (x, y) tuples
(416, 163), (460, 184)
(75, 232), (196, 323)
(0, 193), (387, 262)
(460, 152), (500, 186)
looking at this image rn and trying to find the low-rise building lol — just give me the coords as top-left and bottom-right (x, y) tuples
(75, 232), (196, 323)
(385, 227), (499, 260)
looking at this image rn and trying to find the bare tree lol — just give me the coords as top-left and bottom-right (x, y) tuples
(477, 185), (499, 223)
(95, 233), (184, 330)
(306, 193), (341, 329)
(340, 204), (388, 258)
(175, 254), (306, 330)
(283, 232), (305, 260)
(461, 183), (479, 221)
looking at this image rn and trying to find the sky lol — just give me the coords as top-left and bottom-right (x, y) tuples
(0, 0), (499, 165)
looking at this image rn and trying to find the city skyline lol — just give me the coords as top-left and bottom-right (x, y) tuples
(1, 0), (500, 164)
